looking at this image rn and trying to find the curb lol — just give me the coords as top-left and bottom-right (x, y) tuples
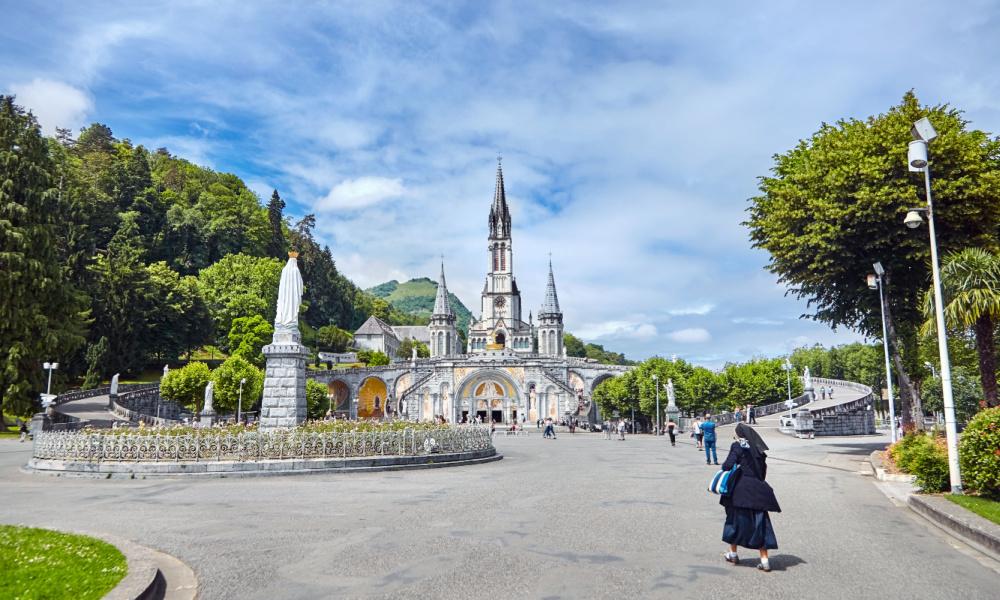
(907, 495), (1000, 560)
(868, 450), (916, 483)
(84, 532), (197, 599)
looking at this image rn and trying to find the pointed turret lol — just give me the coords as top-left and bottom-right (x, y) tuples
(433, 260), (454, 318)
(539, 259), (561, 316)
(488, 157), (511, 239)
(537, 258), (564, 357)
(429, 259), (458, 358)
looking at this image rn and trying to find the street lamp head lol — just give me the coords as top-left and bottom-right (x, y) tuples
(240, 378), (247, 385)
(873, 261), (885, 277)
(904, 210), (925, 229)
(651, 374), (658, 381)
(866, 274), (878, 290)
(911, 117), (938, 143)
(908, 140), (928, 171)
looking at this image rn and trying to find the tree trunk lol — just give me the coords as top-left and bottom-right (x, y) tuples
(881, 278), (921, 430)
(974, 315), (998, 407)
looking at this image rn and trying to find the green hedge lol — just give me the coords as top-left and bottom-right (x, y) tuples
(959, 407), (1000, 499)
(890, 432), (949, 492)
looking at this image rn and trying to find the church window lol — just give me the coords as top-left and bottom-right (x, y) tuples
(500, 246), (506, 271)
(493, 248), (499, 272)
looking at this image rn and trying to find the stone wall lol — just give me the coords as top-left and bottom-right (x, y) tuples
(260, 342), (309, 429)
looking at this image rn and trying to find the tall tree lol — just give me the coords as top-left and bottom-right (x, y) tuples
(266, 189), (286, 258)
(746, 92), (1000, 428)
(88, 212), (151, 375)
(197, 253), (283, 345)
(928, 247), (1000, 407)
(0, 96), (88, 416)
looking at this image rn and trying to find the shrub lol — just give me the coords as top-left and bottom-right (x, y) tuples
(306, 379), (329, 419)
(890, 432), (950, 492)
(160, 362), (211, 410)
(357, 349), (390, 366)
(959, 407), (1000, 499)
(210, 357), (264, 413)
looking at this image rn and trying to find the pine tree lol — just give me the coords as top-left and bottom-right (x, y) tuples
(0, 96), (87, 417)
(266, 189), (286, 258)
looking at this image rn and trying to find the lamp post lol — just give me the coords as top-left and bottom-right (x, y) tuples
(238, 378), (247, 424)
(42, 362), (58, 395)
(924, 361), (937, 379)
(783, 358), (793, 419)
(904, 117), (962, 493)
(867, 263), (898, 443)
(652, 373), (660, 435)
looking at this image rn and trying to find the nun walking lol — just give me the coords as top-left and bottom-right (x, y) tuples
(720, 423), (780, 572)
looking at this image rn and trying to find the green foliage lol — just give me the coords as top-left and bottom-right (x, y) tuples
(289, 214), (355, 329)
(357, 349), (390, 366)
(82, 337), (109, 390)
(958, 407), (1000, 498)
(922, 366), (983, 423)
(210, 356), (263, 413)
(397, 337), (430, 359)
(306, 379), (329, 419)
(367, 277), (474, 331)
(160, 361), (211, 410)
(197, 253), (283, 344)
(0, 525), (127, 600)
(266, 189), (286, 259)
(316, 324), (353, 352)
(722, 358), (802, 410)
(145, 261), (213, 361)
(0, 96), (88, 417)
(890, 432), (950, 492)
(227, 315), (273, 367)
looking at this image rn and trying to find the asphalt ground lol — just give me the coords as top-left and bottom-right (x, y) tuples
(2, 424), (998, 599)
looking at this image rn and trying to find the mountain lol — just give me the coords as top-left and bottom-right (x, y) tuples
(367, 278), (474, 333)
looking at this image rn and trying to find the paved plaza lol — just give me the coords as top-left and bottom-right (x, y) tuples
(2, 421), (999, 599)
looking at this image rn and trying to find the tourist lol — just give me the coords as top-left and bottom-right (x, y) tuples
(19, 422), (29, 442)
(701, 414), (718, 465)
(821, 387), (826, 400)
(604, 420), (612, 440)
(693, 417), (704, 450)
(617, 420), (626, 441)
(748, 405), (757, 425)
(720, 423), (780, 572)
(666, 418), (677, 446)
(734, 408), (742, 424)
(828, 386), (834, 399)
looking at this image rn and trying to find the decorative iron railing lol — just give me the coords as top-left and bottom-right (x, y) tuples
(31, 426), (494, 463)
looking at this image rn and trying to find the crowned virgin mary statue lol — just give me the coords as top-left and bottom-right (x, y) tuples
(275, 251), (304, 341)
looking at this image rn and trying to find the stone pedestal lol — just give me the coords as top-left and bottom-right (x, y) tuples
(259, 337), (309, 430)
(666, 404), (680, 429)
(200, 410), (216, 427)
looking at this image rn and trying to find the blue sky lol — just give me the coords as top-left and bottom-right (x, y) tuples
(4, 1), (1000, 366)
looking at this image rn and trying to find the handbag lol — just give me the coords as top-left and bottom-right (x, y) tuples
(708, 464), (740, 495)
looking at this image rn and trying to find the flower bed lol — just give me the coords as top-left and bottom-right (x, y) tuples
(31, 424), (492, 463)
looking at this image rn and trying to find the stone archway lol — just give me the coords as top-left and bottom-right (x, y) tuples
(455, 370), (522, 424)
(358, 377), (388, 419)
(328, 380), (351, 413)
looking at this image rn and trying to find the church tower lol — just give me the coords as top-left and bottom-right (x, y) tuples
(430, 261), (458, 357)
(480, 158), (523, 345)
(537, 259), (564, 357)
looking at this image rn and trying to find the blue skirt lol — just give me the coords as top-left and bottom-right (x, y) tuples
(723, 506), (778, 550)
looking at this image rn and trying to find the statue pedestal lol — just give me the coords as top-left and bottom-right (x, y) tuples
(200, 410), (216, 427)
(259, 338), (309, 430)
(666, 405), (679, 428)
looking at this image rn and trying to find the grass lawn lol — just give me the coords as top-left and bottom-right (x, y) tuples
(0, 525), (127, 599)
(946, 494), (1000, 526)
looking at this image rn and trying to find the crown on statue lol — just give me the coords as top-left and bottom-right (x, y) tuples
(288, 251), (299, 258)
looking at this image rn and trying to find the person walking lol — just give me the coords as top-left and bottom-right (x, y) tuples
(748, 405), (757, 425)
(19, 421), (29, 443)
(617, 420), (626, 441)
(693, 417), (704, 450)
(720, 423), (780, 572)
(701, 414), (718, 465)
(604, 420), (612, 440)
(666, 418), (677, 446)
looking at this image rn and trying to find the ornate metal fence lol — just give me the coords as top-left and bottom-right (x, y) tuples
(31, 427), (494, 463)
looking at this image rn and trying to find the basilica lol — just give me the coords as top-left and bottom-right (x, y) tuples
(310, 160), (629, 424)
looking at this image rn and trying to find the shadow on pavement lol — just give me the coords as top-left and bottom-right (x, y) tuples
(771, 554), (807, 571)
(823, 442), (887, 456)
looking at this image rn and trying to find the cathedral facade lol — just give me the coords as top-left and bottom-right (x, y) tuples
(310, 160), (629, 424)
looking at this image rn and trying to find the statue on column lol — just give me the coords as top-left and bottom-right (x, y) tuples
(203, 381), (215, 414)
(803, 366), (812, 389)
(163, 364), (169, 378)
(666, 378), (676, 407)
(274, 252), (304, 341)
(110, 373), (120, 396)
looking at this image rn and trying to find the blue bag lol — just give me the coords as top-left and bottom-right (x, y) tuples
(708, 464), (740, 495)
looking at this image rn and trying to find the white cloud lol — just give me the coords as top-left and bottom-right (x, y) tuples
(732, 317), (784, 326)
(317, 177), (405, 211)
(668, 303), (715, 316)
(668, 328), (712, 344)
(8, 79), (92, 136)
(575, 320), (658, 341)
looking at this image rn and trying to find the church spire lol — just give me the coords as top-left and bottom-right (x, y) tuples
(540, 258), (561, 315)
(489, 155), (511, 239)
(433, 259), (454, 317)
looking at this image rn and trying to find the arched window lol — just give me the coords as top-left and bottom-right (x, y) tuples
(493, 248), (499, 272)
(500, 245), (506, 271)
